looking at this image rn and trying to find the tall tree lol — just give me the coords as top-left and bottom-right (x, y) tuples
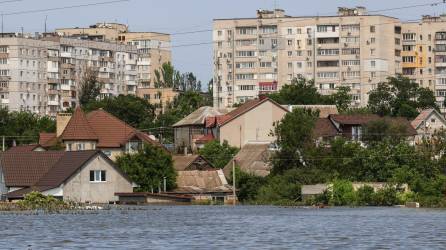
(83, 95), (155, 128)
(267, 77), (328, 105)
(116, 143), (177, 192)
(368, 76), (438, 118)
(79, 67), (101, 107)
(154, 62), (180, 88)
(199, 140), (239, 169)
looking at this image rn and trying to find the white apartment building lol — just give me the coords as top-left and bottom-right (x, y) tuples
(213, 7), (403, 108)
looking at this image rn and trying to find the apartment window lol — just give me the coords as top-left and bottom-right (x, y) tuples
(260, 26), (277, 34)
(341, 37), (360, 43)
(342, 48), (360, 55)
(296, 62), (302, 68)
(0, 46), (8, 53)
(288, 62), (293, 69)
(307, 50), (312, 57)
(236, 51), (256, 57)
(0, 58), (7, 64)
(236, 62), (256, 69)
(317, 72), (338, 78)
(352, 94), (360, 101)
(237, 27), (257, 35)
(236, 74), (255, 80)
(436, 32), (446, 40)
(239, 85), (255, 91)
(342, 71), (360, 78)
(236, 39), (256, 46)
(0, 70), (9, 76)
(371, 60), (376, 67)
(317, 25), (336, 33)
(90, 170), (106, 182)
(271, 39), (278, 47)
(287, 51), (292, 57)
(318, 49), (339, 56)
(217, 30), (222, 36)
(403, 33), (416, 41)
(342, 60), (360, 66)
(370, 26), (375, 33)
(403, 45), (415, 51)
(370, 37), (376, 44)
(287, 40), (293, 46)
(395, 38), (400, 45)
(296, 50), (302, 56)
(402, 56), (415, 63)
(259, 62), (272, 68)
(297, 28), (302, 34)
(370, 49), (375, 55)
(341, 24), (360, 32)
(287, 28), (292, 35)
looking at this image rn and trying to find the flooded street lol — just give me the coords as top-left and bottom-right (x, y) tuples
(1, 206), (446, 249)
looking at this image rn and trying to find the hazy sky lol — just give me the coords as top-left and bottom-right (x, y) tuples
(1, 0), (445, 85)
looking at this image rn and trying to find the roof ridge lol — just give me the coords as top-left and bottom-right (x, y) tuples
(88, 109), (136, 133)
(61, 107), (98, 141)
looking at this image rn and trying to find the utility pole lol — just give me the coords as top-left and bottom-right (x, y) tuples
(44, 15), (47, 34)
(2, 136), (5, 152)
(1, 13), (3, 37)
(232, 159), (236, 205)
(163, 177), (167, 193)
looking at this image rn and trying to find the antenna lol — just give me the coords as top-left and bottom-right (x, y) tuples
(44, 15), (47, 33)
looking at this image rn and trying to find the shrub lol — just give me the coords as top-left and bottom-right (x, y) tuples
(373, 186), (401, 206)
(330, 180), (356, 206)
(17, 191), (68, 211)
(256, 169), (301, 204)
(356, 185), (375, 206)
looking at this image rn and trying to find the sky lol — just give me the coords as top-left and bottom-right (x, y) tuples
(1, 0), (445, 86)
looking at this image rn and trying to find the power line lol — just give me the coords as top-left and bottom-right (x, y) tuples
(2, 0), (130, 16)
(0, 0), (22, 4)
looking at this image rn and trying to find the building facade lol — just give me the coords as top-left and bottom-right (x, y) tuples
(401, 15), (446, 112)
(55, 23), (173, 108)
(213, 7), (403, 108)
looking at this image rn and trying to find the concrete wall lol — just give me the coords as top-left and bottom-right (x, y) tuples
(63, 155), (133, 203)
(219, 101), (287, 148)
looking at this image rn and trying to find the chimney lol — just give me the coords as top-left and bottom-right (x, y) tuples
(56, 112), (72, 137)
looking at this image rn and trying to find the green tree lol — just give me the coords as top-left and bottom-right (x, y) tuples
(267, 77), (329, 105)
(84, 95), (155, 128)
(79, 67), (101, 107)
(271, 108), (319, 174)
(330, 86), (351, 113)
(199, 140), (239, 169)
(368, 76), (438, 118)
(362, 119), (409, 143)
(154, 62), (180, 88)
(116, 143), (176, 192)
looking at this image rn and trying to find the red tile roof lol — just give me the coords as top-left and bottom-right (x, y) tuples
(39, 132), (57, 147)
(195, 134), (215, 144)
(61, 107), (98, 141)
(6, 144), (42, 153)
(39, 108), (160, 149)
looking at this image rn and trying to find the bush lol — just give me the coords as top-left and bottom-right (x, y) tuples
(356, 185), (375, 206)
(373, 186), (401, 206)
(232, 167), (266, 202)
(330, 180), (356, 206)
(256, 169), (301, 204)
(17, 191), (68, 211)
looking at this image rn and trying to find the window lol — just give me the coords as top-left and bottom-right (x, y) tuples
(259, 62), (272, 68)
(66, 143), (72, 151)
(341, 24), (360, 32)
(342, 60), (360, 66)
(342, 48), (360, 55)
(318, 49), (339, 56)
(236, 74), (255, 80)
(90, 170), (106, 182)
(403, 33), (416, 41)
(239, 85), (255, 91)
(237, 27), (257, 35)
(317, 72), (338, 78)
(352, 126), (362, 141)
(371, 60), (376, 67)
(236, 62), (256, 69)
(370, 26), (375, 33)
(287, 28), (292, 35)
(236, 51), (256, 57)
(77, 143), (85, 151)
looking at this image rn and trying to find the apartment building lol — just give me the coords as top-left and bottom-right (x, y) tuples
(213, 7), (403, 108)
(401, 15), (446, 112)
(55, 23), (173, 107)
(0, 34), (138, 116)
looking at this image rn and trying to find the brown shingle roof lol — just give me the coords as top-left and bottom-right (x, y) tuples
(6, 144), (43, 153)
(329, 114), (381, 125)
(61, 107), (98, 141)
(223, 143), (272, 177)
(313, 118), (339, 138)
(206, 97), (288, 128)
(175, 169), (232, 193)
(0, 151), (65, 187)
(172, 155), (214, 171)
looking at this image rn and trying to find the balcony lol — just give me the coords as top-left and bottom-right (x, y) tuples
(47, 89), (59, 95)
(1, 98), (9, 104)
(48, 100), (59, 106)
(61, 63), (75, 69)
(47, 78), (60, 84)
(60, 52), (72, 58)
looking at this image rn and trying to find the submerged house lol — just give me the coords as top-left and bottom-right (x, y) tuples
(39, 107), (163, 160)
(172, 106), (231, 154)
(203, 97), (288, 148)
(0, 150), (133, 203)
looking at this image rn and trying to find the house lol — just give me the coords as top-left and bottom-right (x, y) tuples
(411, 109), (446, 142)
(204, 97), (289, 148)
(38, 107), (163, 161)
(173, 155), (214, 171)
(325, 114), (417, 142)
(172, 106), (231, 154)
(0, 150), (133, 203)
(284, 105), (338, 118)
(223, 142), (274, 178)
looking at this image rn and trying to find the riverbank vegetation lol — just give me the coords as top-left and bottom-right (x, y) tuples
(234, 108), (446, 207)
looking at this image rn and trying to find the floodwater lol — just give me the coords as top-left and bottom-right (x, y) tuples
(1, 206), (446, 249)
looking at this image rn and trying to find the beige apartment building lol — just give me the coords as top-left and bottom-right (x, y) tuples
(213, 7), (403, 108)
(401, 15), (446, 112)
(0, 34), (138, 116)
(55, 23), (173, 107)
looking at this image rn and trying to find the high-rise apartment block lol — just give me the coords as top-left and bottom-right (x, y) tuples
(56, 23), (173, 107)
(0, 23), (172, 117)
(401, 15), (446, 112)
(213, 7), (405, 108)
